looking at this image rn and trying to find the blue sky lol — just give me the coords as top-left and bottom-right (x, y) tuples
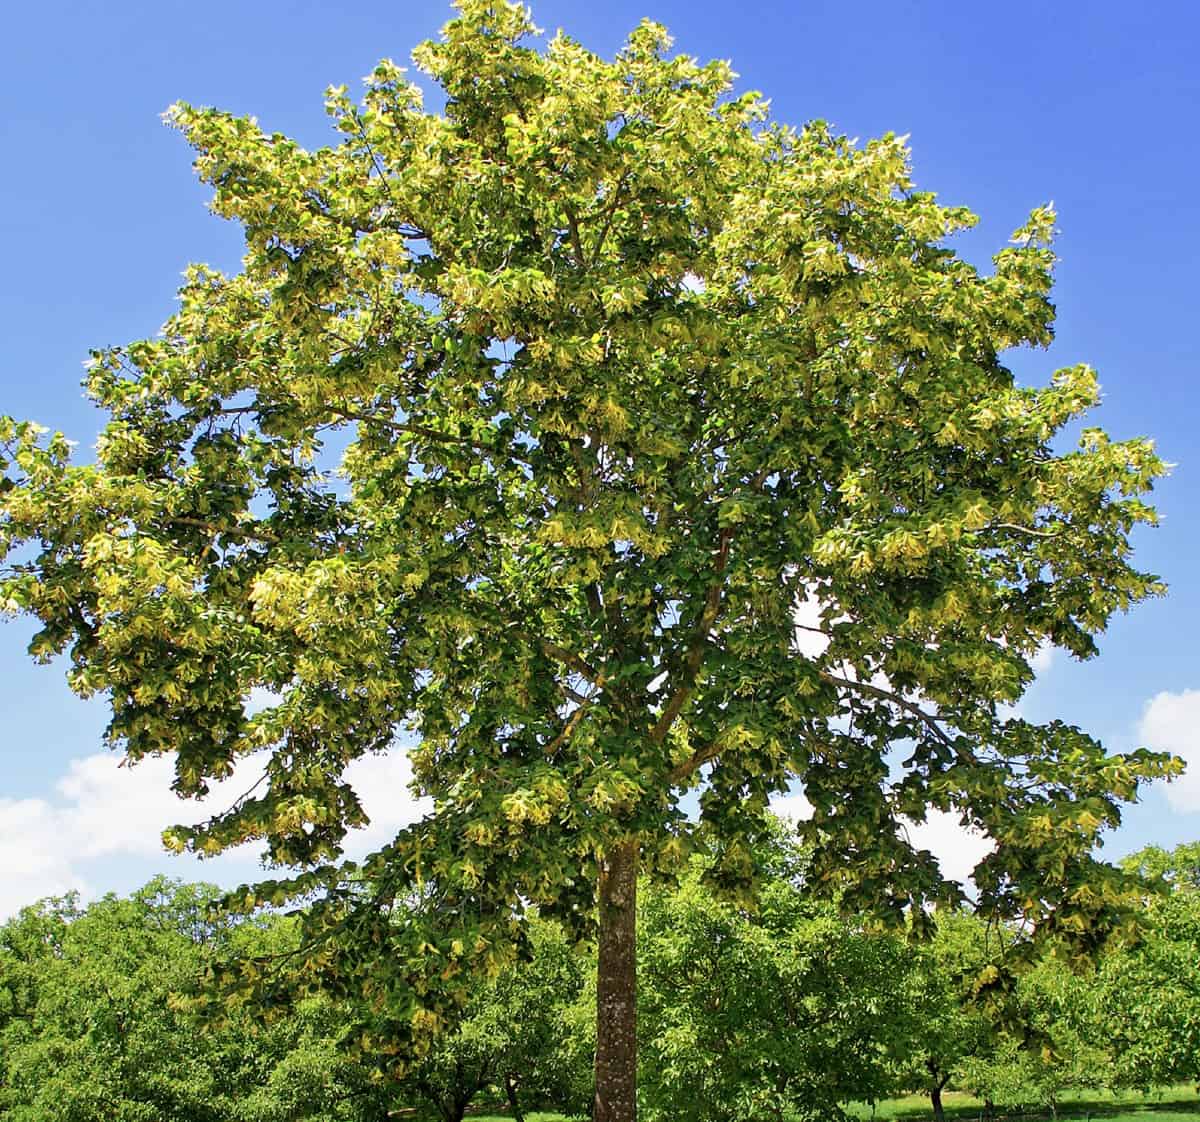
(1, 0), (1198, 915)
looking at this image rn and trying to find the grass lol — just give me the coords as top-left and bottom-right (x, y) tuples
(846, 1085), (1198, 1122)
(458, 1116), (565, 1121)
(449, 1086), (1199, 1122)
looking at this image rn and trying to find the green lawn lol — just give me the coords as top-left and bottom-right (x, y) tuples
(451, 1086), (1199, 1122)
(846, 1085), (1198, 1122)
(456, 1115), (1198, 1122)
(458, 1116), (565, 1121)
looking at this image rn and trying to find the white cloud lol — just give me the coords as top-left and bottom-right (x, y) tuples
(342, 748), (432, 860)
(769, 789), (814, 822)
(767, 786), (992, 888)
(0, 753), (263, 919)
(792, 592), (831, 660)
(0, 797), (89, 906)
(1138, 688), (1200, 812)
(792, 587), (894, 694)
(1030, 640), (1055, 675)
(904, 809), (993, 887)
(0, 744), (431, 920)
(58, 753), (223, 860)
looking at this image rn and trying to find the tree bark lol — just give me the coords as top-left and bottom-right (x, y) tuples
(504, 1073), (526, 1122)
(930, 1083), (946, 1122)
(927, 1060), (948, 1122)
(593, 839), (638, 1122)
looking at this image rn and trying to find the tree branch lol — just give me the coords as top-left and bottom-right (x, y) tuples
(819, 671), (963, 755)
(543, 697), (593, 756)
(163, 516), (279, 545)
(331, 407), (534, 467)
(541, 641), (605, 689)
(589, 172), (629, 262)
(981, 522), (1059, 539)
(564, 205), (586, 268)
(666, 736), (725, 785)
(650, 527), (734, 743)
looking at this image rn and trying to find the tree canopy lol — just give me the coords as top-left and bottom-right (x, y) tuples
(0, 1), (1179, 1116)
(637, 837), (915, 1122)
(1098, 843), (1200, 1091)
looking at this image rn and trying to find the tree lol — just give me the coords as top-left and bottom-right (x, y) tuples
(228, 912), (398, 1122)
(0, 880), (239, 1122)
(0, 893), (82, 1113)
(891, 910), (1003, 1122)
(956, 951), (1106, 1119)
(1095, 842), (1200, 1091)
(637, 834), (915, 1122)
(1119, 839), (1200, 892)
(397, 915), (586, 1122)
(0, 3), (1179, 1118)
(0, 882), (395, 1122)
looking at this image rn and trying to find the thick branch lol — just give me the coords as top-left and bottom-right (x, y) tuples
(650, 527), (734, 743)
(541, 641), (605, 689)
(666, 737), (724, 785)
(564, 205), (586, 268)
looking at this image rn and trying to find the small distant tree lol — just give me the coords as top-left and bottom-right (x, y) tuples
(397, 915), (586, 1122)
(0, 881), (237, 1122)
(0, 3), (1179, 1118)
(891, 910), (1003, 1122)
(1095, 842), (1200, 1091)
(1119, 840), (1200, 892)
(0, 883), (393, 1122)
(237, 992), (397, 1122)
(949, 946), (1107, 1118)
(0, 893), (82, 1115)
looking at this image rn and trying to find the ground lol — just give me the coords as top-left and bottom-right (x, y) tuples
(446, 1086), (1199, 1122)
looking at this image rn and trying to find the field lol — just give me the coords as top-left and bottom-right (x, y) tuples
(845, 1086), (1199, 1122)
(449, 1087), (1200, 1122)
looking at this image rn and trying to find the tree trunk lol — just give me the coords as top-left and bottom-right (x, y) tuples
(593, 839), (638, 1122)
(930, 1084), (946, 1122)
(504, 1073), (526, 1122)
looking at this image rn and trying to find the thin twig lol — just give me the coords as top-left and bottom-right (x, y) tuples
(982, 522), (1059, 540)
(819, 671), (962, 756)
(331, 407), (534, 467)
(164, 516), (279, 545)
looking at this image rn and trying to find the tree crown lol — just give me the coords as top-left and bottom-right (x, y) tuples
(0, 0), (1178, 1050)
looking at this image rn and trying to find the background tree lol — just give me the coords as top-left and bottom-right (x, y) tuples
(229, 913), (396, 1122)
(1094, 842), (1200, 1092)
(396, 914), (586, 1122)
(890, 910), (1003, 1122)
(0, 881), (396, 1122)
(637, 833), (915, 1122)
(957, 952), (1106, 1119)
(0, 1), (1179, 1118)
(0, 893), (82, 1114)
(0, 880), (240, 1122)
(1118, 840), (1200, 892)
